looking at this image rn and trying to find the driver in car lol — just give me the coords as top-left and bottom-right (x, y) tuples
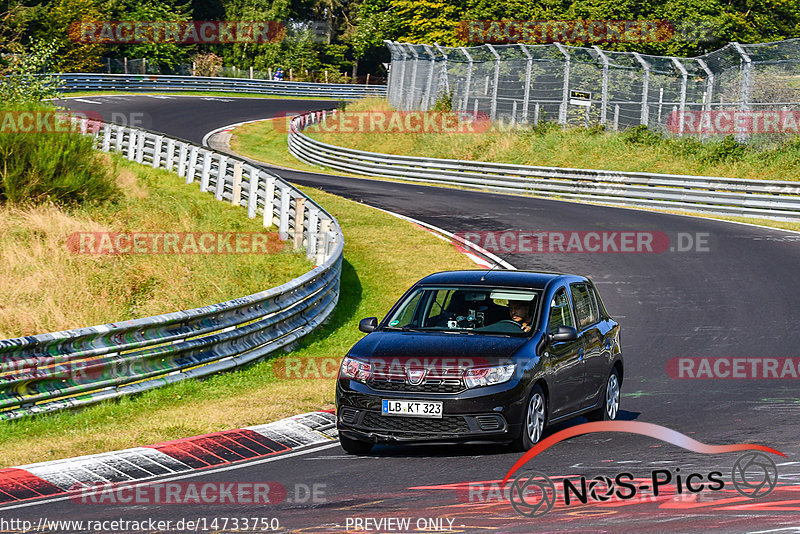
(508, 300), (533, 333)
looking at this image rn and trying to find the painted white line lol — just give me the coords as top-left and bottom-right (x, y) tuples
(0, 442), (340, 512)
(71, 98), (103, 104)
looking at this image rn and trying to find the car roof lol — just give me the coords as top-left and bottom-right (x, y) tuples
(415, 269), (585, 290)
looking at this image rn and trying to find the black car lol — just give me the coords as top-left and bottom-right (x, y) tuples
(335, 270), (623, 454)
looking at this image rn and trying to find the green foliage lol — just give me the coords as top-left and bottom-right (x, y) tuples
(621, 124), (663, 145)
(0, 107), (119, 205)
(0, 40), (61, 103)
(432, 89), (453, 111)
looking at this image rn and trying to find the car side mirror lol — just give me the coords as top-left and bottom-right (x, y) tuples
(359, 317), (378, 333)
(549, 325), (577, 343)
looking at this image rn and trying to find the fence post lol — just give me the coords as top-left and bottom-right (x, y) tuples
(519, 44), (533, 123)
(434, 43), (450, 98)
(671, 57), (688, 135)
(406, 43), (419, 110)
(632, 53), (650, 126)
(486, 44), (501, 122)
(101, 125), (111, 151)
(658, 87), (664, 123)
(459, 47), (474, 113)
(293, 197), (306, 249)
(592, 45), (609, 126)
(215, 155), (228, 200)
(135, 131), (145, 163)
(115, 125), (124, 152)
(731, 42), (752, 143)
(263, 176), (276, 228)
(614, 104), (620, 131)
(696, 58), (714, 112)
(554, 43), (570, 126)
(422, 44), (436, 110)
(247, 167), (259, 218)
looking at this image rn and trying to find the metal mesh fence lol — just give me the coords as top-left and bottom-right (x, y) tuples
(385, 38), (800, 143)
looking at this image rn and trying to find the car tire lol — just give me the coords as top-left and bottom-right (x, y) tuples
(512, 384), (547, 451)
(586, 368), (621, 422)
(339, 435), (373, 455)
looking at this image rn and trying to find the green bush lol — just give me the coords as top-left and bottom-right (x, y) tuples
(0, 113), (119, 206)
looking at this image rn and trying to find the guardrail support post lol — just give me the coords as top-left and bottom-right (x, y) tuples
(135, 132), (145, 163)
(554, 43), (570, 126)
(279, 189), (291, 240)
(632, 53), (650, 126)
(186, 146), (199, 184)
(215, 155), (229, 200)
(232, 161), (243, 206)
(177, 143), (188, 178)
(127, 129), (137, 161)
(317, 219), (331, 265)
(263, 176), (276, 228)
(293, 197), (306, 249)
(306, 208), (319, 261)
(162, 138), (174, 169)
(200, 150), (212, 191)
(115, 126), (124, 152)
(247, 167), (260, 218)
(152, 136), (164, 168)
(101, 125), (111, 152)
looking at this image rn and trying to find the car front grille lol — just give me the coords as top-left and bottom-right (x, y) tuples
(368, 368), (466, 393)
(361, 411), (470, 434)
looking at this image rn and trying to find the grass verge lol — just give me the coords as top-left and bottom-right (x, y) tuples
(229, 100), (800, 233)
(0, 179), (475, 467)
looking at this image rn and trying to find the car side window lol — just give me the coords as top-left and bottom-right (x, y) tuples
(549, 288), (574, 333)
(571, 283), (599, 329)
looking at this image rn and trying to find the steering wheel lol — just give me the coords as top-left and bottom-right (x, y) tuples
(494, 320), (525, 330)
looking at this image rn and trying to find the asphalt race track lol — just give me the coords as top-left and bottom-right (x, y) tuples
(15, 95), (798, 532)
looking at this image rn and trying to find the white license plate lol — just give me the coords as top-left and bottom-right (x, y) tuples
(381, 399), (443, 418)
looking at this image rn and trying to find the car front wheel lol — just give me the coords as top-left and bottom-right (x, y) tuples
(513, 385), (547, 451)
(587, 369), (621, 421)
(339, 434), (373, 455)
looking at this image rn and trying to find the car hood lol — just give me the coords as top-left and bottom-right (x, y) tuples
(348, 331), (529, 368)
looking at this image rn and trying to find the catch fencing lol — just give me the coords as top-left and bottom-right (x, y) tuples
(288, 109), (800, 220)
(0, 120), (344, 420)
(384, 38), (800, 141)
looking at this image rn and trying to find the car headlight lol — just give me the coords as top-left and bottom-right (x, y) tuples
(464, 364), (516, 388)
(340, 356), (371, 382)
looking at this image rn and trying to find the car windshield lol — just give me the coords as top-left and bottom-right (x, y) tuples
(384, 286), (541, 336)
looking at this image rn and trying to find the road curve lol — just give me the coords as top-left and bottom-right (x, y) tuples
(21, 94), (799, 532)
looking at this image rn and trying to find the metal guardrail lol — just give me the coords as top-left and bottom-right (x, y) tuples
(55, 73), (387, 100)
(288, 110), (800, 221)
(0, 121), (344, 421)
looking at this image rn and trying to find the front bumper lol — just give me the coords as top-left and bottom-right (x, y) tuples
(336, 378), (528, 444)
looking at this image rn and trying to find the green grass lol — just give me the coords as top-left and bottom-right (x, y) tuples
(0, 173), (475, 467)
